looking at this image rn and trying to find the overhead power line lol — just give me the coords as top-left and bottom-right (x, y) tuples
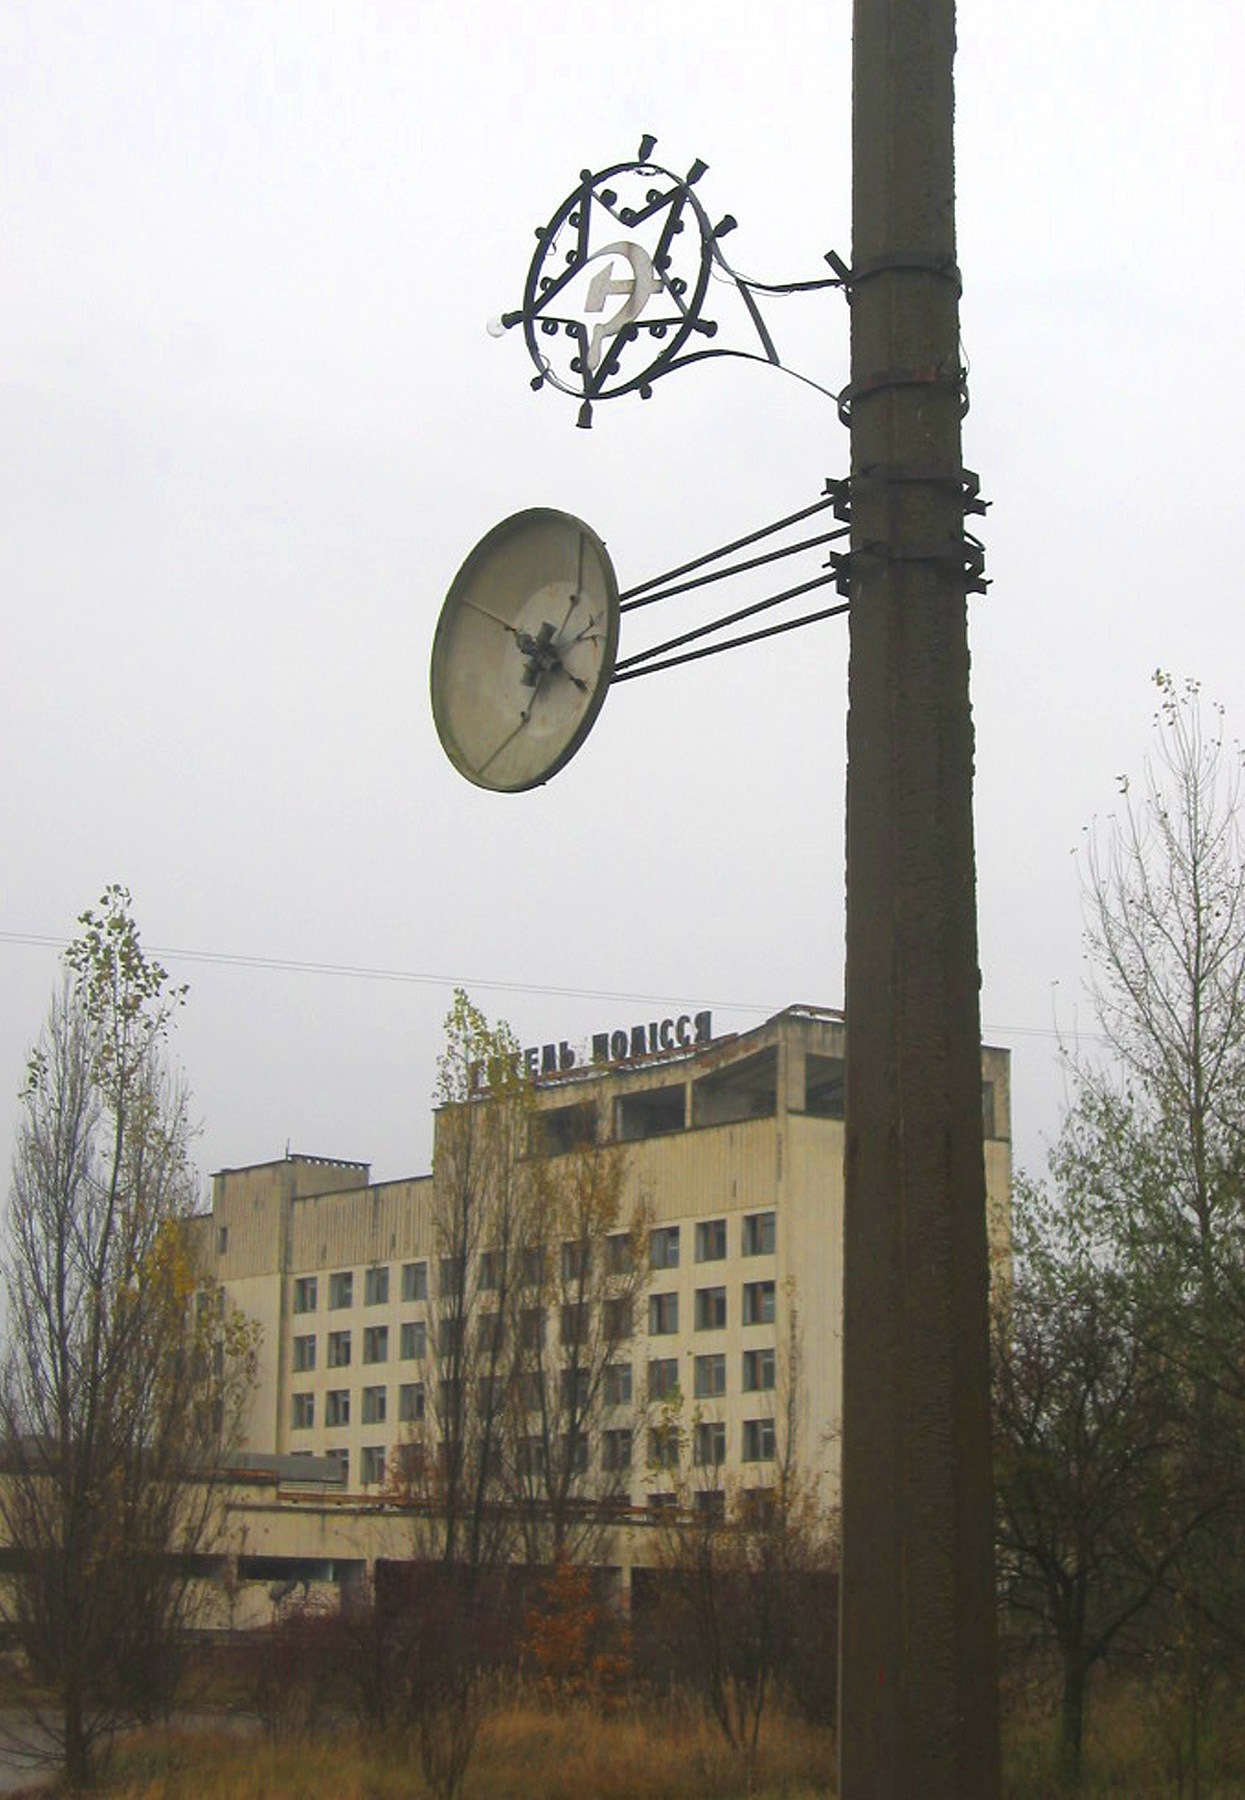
(0, 929), (1102, 1047)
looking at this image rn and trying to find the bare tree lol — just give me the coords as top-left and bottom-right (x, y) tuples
(506, 1130), (650, 1563)
(1080, 674), (1245, 1355)
(994, 680), (1245, 1785)
(651, 1306), (838, 1786)
(0, 887), (257, 1790)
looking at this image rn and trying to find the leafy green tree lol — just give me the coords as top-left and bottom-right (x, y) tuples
(417, 988), (534, 1573)
(993, 1162), (1199, 1785)
(0, 887), (257, 1790)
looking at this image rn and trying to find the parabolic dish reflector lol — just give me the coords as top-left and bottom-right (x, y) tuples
(430, 509), (619, 792)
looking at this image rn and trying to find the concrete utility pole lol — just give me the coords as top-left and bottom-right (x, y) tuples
(838, 0), (1001, 1794)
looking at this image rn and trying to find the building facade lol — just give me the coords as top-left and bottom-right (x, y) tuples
(199, 1005), (1011, 1521)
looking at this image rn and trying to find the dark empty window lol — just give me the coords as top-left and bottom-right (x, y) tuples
(617, 1085), (685, 1141)
(532, 1103), (596, 1155)
(805, 1053), (846, 1119)
(692, 1048), (778, 1127)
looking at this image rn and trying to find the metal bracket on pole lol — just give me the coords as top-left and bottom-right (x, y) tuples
(836, 365), (971, 425)
(832, 249), (963, 300)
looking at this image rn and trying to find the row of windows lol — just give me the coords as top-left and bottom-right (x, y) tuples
(293, 1262), (430, 1316)
(292, 1344), (777, 1433)
(293, 1445), (387, 1486)
(292, 1383), (427, 1430)
(649, 1280), (775, 1336)
(289, 1214), (777, 1319)
(302, 1421), (777, 1472)
(292, 1325), (408, 1369)
(624, 1419), (776, 1467)
(650, 1212), (774, 1269)
(291, 1282), (776, 1373)
(307, 1423), (776, 1492)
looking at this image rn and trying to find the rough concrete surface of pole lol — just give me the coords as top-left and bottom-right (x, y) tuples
(838, 0), (1001, 1793)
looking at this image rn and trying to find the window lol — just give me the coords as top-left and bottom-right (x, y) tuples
(293, 1276), (318, 1315)
(604, 1296), (633, 1342)
(477, 1310), (504, 1352)
(742, 1486), (777, 1528)
(604, 1362), (633, 1407)
(695, 1286), (727, 1331)
(602, 1427), (632, 1472)
(561, 1239), (590, 1283)
(743, 1417), (776, 1462)
(560, 1301), (588, 1347)
(693, 1047), (777, 1126)
(326, 1389), (350, 1427)
(743, 1346), (776, 1392)
(650, 1226), (680, 1271)
(479, 1249), (505, 1291)
(561, 1432), (589, 1476)
(605, 1232), (634, 1275)
(477, 1374), (502, 1412)
(328, 1447), (349, 1485)
(743, 1210), (776, 1257)
(438, 1377), (461, 1417)
(327, 1330), (351, 1368)
(329, 1270), (353, 1310)
(520, 1307), (544, 1351)
(649, 1292), (678, 1336)
(439, 1254), (465, 1298)
(217, 1226), (229, 1256)
(438, 1317), (464, 1359)
(365, 1266), (390, 1306)
(399, 1382), (426, 1423)
(531, 1101), (596, 1156)
(743, 1280), (776, 1325)
(400, 1320), (426, 1361)
(361, 1445), (387, 1486)
(695, 1488), (726, 1521)
(292, 1334), (316, 1373)
(648, 1425), (680, 1469)
(518, 1436), (546, 1479)
(696, 1219), (727, 1262)
(362, 1385), (387, 1424)
(805, 1053), (845, 1120)
(520, 1246), (546, 1288)
(648, 1358), (679, 1401)
(560, 1367), (590, 1411)
(695, 1420), (726, 1468)
(694, 1353), (726, 1399)
(402, 1261), (427, 1303)
(648, 1491), (677, 1515)
(617, 1085), (685, 1141)
(519, 1371), (544, 1413)
(982, 1080), (997, 1140)
(363, 1326), (389, 1364)
(291, 1391), (314, 1430)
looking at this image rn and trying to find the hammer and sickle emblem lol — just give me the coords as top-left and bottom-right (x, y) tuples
(582, 242), (662, 371)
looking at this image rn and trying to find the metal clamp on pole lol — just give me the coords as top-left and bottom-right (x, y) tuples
(836, 364), (971, 425)
(847, 534), (989, 595)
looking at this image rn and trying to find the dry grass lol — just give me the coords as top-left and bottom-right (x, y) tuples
(85, 1696), (834, 1800)
(23, 1670), (1245, 1798)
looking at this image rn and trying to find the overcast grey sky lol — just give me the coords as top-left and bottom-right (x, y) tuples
(3, 0), (1243, 1195)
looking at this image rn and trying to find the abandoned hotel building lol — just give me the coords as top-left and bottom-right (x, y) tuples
(192, 1005), (1011, 1603)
